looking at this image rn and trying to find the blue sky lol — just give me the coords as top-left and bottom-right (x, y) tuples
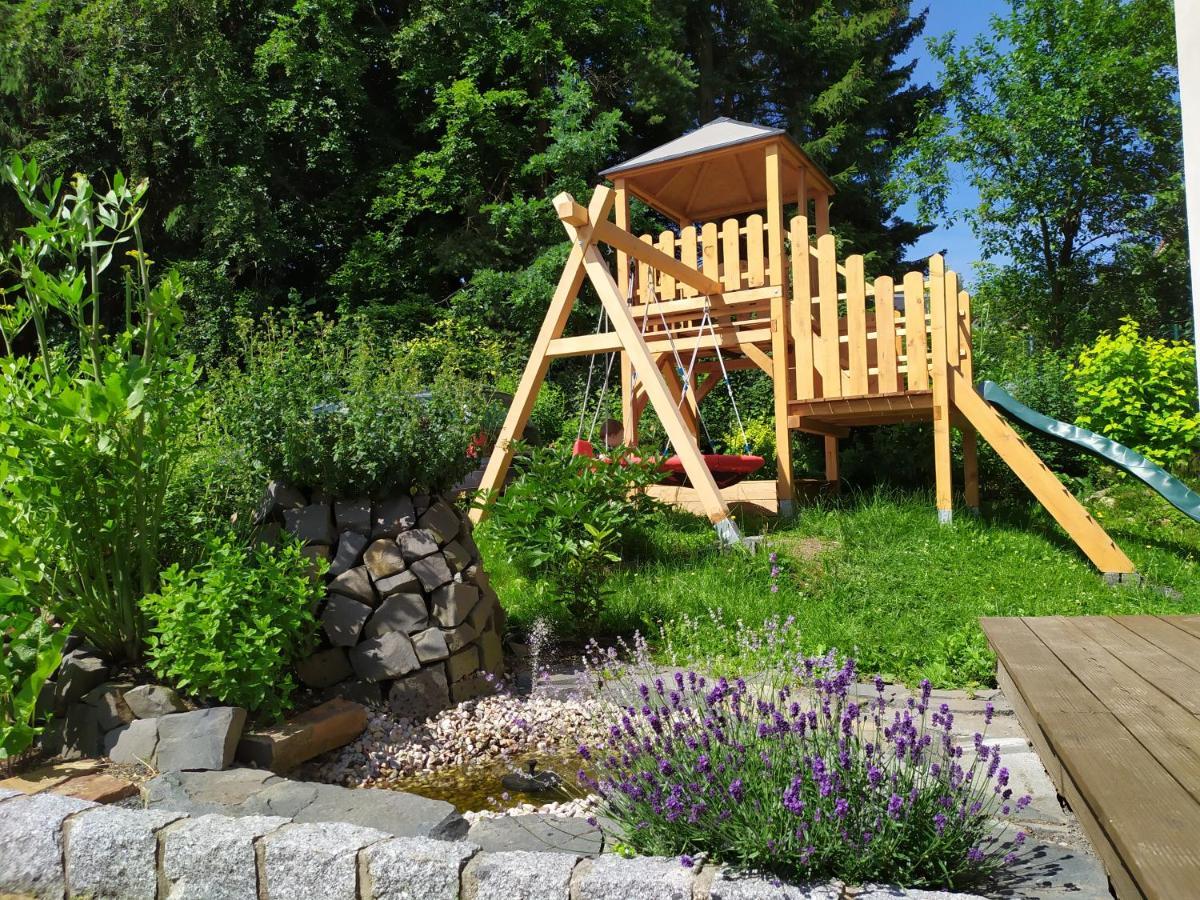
(900, 0), (1011, 281)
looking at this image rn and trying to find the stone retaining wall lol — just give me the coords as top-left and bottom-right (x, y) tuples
(0, 789), (980, 900)
(259, 485), (506, 716)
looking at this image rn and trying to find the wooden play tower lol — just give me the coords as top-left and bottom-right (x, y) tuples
(472, 119), (1136, 577)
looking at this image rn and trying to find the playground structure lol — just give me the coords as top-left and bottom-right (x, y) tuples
(470, 118), (1175, 578)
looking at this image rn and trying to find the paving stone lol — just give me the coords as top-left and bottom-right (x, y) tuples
(467, 814), (602, 856)
(0, 759), (101, 795)
(57, 701), (104, 758)
(464, 849), (579, 900)
(245, 780), (467, 839)
(329, 565), (378, 605)
(466, 591), (497, 633)
(442, 539), (472, 573)
(323, 593), (374, 646)
(365, 539), (408, 580)
(53, 651), (110, 712)
(50, 772), (138, 804)
(155, 707), (247, 772)
(575, 853), (695, 900)
(162, 813), (291, 900)
(478, 629), (504, 676)
(450, 673), (494, 703)
(82, 681), (135, 730)
(334, 497), (372, 534)
(142, 769), (281, 816)
(985, 741), (1071, 827)
(418, 499), (461, 544)
(374, 568), (423, 598)
(237, 698), (367, 772)
(445, 645), (480, 683)
(296, 647), (354, 689)
(389, 665), (450, 720)
(322, 678), (384, 707)
(373, 496), (417, 538)
(851, 888), (986, 899)
(0, 787), (19, 802)
(64, 805), (186, 900)
(432, 582), (479, 627)
(105, 717), (160, 766)
(986, 837), (1111, 898)
(124, 683), (187, 718)
(444, 622), (479, 653)
(329, 530), (370, 577)
(283, 502), (335, 545)
(361, 836), (479, 900)
(263, 821), (390, 900)
(256, 480), (308, 522)
(366, 593), (429, 637)
(398, 527), (440, 562)
(411, 553), (454, 592)
(0, 792), (95, 899)
(710, 869), (842, 899)
(352, 631), (421, 682)
(412, 627), (451, 663)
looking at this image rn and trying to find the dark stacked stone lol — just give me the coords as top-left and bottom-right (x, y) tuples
(260, 485), (506, 718)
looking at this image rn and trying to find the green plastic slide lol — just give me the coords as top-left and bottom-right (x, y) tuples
(978, 380), (1200, 524)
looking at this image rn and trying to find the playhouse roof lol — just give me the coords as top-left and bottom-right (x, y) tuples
(599, 117), (835, 223)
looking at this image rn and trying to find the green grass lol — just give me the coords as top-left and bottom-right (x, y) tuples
(481, 479), (1200, 689)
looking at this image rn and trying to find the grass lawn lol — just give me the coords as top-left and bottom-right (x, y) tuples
(481, 479), (1200, 689)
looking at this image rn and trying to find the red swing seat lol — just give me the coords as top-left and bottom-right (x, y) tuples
(571, 440), (764, 489)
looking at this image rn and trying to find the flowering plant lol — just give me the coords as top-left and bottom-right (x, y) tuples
(576, 641), (1029, 889)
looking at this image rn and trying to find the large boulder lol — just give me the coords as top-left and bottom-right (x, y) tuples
(124, 683), (186, 719)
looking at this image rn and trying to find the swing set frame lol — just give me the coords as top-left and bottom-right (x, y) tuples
(470, 119), (1137, 575)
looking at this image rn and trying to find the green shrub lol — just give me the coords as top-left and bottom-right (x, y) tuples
(1071, 319), (1200, 471)
(0, 157), (197, 662)
(477, 444), (666, 627)
(141, 532), (322, 720)
(214, 315), (499, 495)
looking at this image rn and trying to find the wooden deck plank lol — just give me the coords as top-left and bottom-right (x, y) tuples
(1071, 616), (1200, 716)
(1113, 615), (1200, 674)
(1031, 616), (1200, 805)
(982, 616), (1200, 900)
(1162, 614), (1200, 642)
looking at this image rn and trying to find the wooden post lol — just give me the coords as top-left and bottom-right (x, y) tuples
(929, 254), (953, 524)
(766, 143), (795, 514)
(824, 436), (840, 492)
(959, 286), (980, 511)
(616, 180), (636, 447)
(814, 192), (831, 237)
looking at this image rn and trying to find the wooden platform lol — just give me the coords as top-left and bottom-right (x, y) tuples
(981, 615), (1200, 899)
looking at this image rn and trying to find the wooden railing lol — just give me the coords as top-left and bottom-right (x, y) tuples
(613, 210), (972, 405)
(788, 215), (971, 402)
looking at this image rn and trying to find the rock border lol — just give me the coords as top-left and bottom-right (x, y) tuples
(0, 789), (995, 900)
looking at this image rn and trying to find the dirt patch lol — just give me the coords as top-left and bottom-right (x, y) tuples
(769, 535), (839, 561)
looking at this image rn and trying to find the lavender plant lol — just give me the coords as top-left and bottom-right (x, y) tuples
(576, 639), (1030, 889)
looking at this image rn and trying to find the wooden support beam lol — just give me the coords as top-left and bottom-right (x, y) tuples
(553, 193), (589, 226)
(471, 187), (614, 524)
(824, 435), (840, 492)
(958, 284), (979, 510)
(615, 180), (636, 447)
(592, 219), (723, 296)
(929, 254), (953, 523)
(547, 326), (774, 359)
(766, 144), (794, 510)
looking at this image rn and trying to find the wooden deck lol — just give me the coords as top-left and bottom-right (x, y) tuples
(981, 615), (1200, 899)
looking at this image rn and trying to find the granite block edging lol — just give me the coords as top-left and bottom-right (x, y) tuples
(0, 788), (994, 900)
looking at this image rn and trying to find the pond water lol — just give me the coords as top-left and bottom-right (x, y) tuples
(372, 750), (584, 812)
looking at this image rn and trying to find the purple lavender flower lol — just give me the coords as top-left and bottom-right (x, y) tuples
(679, 854), (695, 869)
(729, 779), (745, 802)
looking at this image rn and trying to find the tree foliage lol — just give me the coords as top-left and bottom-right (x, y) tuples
(892, 0), (1183, 348)
(1, 0), (933, 357)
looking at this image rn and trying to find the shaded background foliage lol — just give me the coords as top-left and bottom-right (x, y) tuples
(0, 0), (934, 364)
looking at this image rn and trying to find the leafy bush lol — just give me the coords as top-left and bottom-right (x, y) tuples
(578, 637), (1030, 889)
(1071, 319), (1200, 472)
(141, 532), (322, 720)
(477, 444), (666, 626)
(0, 157), (196, 662)
(214, 315), (499, 495)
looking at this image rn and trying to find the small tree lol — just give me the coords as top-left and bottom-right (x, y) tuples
(892, 0), (1183, 347)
